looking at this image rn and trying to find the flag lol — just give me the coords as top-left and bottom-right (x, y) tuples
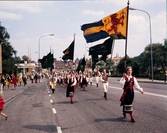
(81, 7), (127, 43)
(89, 38), (113, 55)
(81, 57), (86, 66)
(40, 52), (54, 69)
(62, 40), (75, 60)
(91, 54), (99, 70)
(76, 57), (86, 73)
(99, 54), (108, 62)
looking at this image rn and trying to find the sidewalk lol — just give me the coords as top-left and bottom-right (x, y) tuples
(1, 80), (35, 103)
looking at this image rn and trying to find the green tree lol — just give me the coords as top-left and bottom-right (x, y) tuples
(134, 43), (166, 77)
(0, 23), (20, 74)
(22, 55), (29, 61)
(117, 56), (140, 76)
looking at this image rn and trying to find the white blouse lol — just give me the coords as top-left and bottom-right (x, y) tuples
(120, 75), (143, 93)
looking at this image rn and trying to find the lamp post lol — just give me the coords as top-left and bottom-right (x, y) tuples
(129, 7), (153, 81)
(38, 34), (54, 72)
(38, 34), (54, 60)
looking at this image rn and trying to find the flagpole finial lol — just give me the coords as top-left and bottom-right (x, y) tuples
(127, 0), (130, 6)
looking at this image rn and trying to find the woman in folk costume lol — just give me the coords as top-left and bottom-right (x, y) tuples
(63, 73), (68, 88)
(80, 72), (88, 91)
(50, 74), (57, 94)
(88, 71), (93, 86)
(101, 69), (109, 100)
(66, 72), (77, 104)
(120, 66), (144, 123)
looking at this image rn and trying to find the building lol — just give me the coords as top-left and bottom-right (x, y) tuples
(111, 56), (123, 66)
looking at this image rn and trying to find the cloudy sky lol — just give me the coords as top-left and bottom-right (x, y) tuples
(0, 0), (166, 61)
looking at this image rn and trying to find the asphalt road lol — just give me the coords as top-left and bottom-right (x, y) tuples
(0, 77), (167, 133)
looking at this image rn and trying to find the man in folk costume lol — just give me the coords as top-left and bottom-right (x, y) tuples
(101, 69), (108, 100)
(95, 69), (100, 87)
(66, 72), (77, 104)
(120, 66), (144, 123)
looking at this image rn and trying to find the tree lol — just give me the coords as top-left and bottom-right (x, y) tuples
(134, 43), (166, 77)
(0, 23), (19, 75)
(117, 56), (140, 76)
(22, 55), (29, 61)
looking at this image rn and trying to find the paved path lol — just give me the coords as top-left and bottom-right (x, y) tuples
(1, 77), (166, 104)
(1, 79), (41, 103)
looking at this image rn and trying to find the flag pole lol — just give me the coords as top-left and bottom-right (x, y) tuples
(124, 0), (130, 69)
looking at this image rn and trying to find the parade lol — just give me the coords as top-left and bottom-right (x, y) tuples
(0, 0), (166, 133)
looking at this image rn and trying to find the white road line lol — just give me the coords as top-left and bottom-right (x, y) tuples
(52, 108), (56, 114)
(109, 86), (167, 98)
(49, 94), (51, 97)
(50, 99), (53, 103)
(57, 127), (62, 133)
(48, 91), (50, 93)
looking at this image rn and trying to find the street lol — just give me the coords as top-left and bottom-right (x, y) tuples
(0, 77), (167, 133)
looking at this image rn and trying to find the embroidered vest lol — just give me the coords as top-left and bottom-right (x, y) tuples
(125, 76), (134, 89)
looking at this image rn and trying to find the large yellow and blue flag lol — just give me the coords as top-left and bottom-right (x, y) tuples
(81, 7), (127, 43)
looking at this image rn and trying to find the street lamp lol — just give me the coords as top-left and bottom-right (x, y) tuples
(38, 33), (54, 60)
(38, 34), (54, 72)
(129, 7), (153, 81)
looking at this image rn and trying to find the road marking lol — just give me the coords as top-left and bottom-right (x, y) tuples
(50, 99), (53, 103)
(52, 108), (56, 114)
(49, 94), (51, 97)
(57, 127), (62, 133)
(48, 91), (50, 93)
(109, 86), (167, 98)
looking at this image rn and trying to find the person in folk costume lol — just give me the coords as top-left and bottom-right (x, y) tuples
(66, 72), (77, 104)
(63, 73), (68, 88)
(31, 74), (34, 83)
(60, 73), (64, 87)
(80, 71), (88, 91)
(74, 72), (80, 88)
(95, 68), (101, 87)
(57, 73), (61, 86)
(120, 66), (144, 123)
(78, 71), (82, 88)
(50, 73), (57, 94)
(101, 69), (109, 100)
(11, 74), (17, 90)
(88, 71), (93, 86)
(48, 73), (52, 89)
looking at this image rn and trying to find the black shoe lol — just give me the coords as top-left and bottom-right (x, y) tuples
(71, 100), (73, 104)
(131, 119), (135, 123)
(105, 97), (107, 100)
(123, 113), (126, 118)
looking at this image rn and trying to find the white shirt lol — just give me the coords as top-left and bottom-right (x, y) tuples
(120, 75), (143, 93)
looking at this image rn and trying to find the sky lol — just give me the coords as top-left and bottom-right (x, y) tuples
(0, 0), (166, 62)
